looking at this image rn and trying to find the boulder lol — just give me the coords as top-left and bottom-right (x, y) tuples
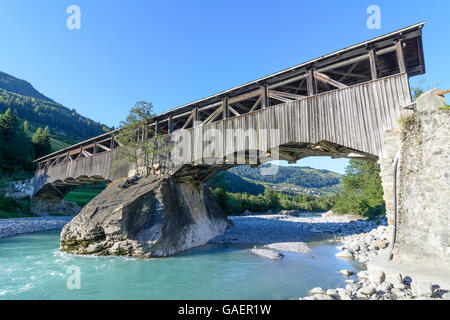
(357, 271), (369, 280)
(279, 210), (300, 216)
(339, 269), (354, 277)
(326, 289), (338, 296)
(349, 243), (361, 252)
(243, 210), (253, 216)
(442, 292), (450, 300)
(386, 273), (403, 285)
(335, 249), (353, 259)
(411, 281), (433, 297)
(251, 248), (284, 261)
(368, 271), (385, 284)
(60, 176), (229, 258)
(346, 283), (360, 291)
(359, 285), (376, 295)
(336, 288), (351, 297)
(309, 287), (325, 295)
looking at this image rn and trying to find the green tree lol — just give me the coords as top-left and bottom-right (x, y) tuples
(23, 120), (30, 137)
(264, 189), (280, 211)
(32, 126), (51, 159)
(332, 160), (385, 218)
(113, 101), (172, 176)
(0, 108), (34, 172)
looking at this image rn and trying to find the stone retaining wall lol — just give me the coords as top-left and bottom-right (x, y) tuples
(392, 89), (449, 270)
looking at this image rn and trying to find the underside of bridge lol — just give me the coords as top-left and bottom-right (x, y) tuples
(171, 140), (378, 183)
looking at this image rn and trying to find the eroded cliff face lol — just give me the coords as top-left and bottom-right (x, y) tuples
(60, 176), (230, 258)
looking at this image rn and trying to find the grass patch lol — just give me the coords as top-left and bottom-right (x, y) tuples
(64, 183), (106, 207)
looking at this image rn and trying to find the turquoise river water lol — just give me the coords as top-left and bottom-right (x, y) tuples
(0, 230), (364, 299)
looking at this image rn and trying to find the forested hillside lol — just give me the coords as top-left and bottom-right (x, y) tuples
(0, 71), (108, 141)
(229, 164), (342, 189)
(0, 71), (54, 102)
(206, 171), (265, 195)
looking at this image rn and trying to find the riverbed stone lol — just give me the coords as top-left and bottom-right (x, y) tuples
(349, 243), (360, 252)
(368, 271), (385, 284)
(359, 285), (376, 295)
(335, 249), (353, 259)
(357, 271), (369, 280)
(346, 283), (360, 291)
(309, 287), (325, 295)
(411, 281), (433, 297)
(326, 289), (338, 296)
(339, 269), (354, 277)
(251, 248), (284, 261)
(60, 176), (229, 258)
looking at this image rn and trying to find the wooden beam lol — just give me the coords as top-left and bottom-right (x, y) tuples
(307, 69), (317, 96)
(168, 116), (174, 134)
(97, 144), (111, 152)
(249, 96), (261, 112)
(267, 93), (292, 103)
(181, 111), (195, 130)
(260, 84), (269, 109)
(202, 105), (223, 125)
(154, 120), (160, 135)
(268, 90), (306, 100)
(368, 48), (378, 80)
(228, 105), (240, 117)
(314, 71), (348, 89)
(222, 97), (229, 119)
(268, 73), (307, 90)
(192, 107), (201, 127)
(395, 38), (406, 74)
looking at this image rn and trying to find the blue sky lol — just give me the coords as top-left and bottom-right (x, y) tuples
(0, 0), (449, 174)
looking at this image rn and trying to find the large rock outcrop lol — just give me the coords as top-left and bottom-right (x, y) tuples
(60, 176), (230, 258)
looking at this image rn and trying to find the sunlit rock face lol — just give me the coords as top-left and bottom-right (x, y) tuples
(60, 176), (229, 258)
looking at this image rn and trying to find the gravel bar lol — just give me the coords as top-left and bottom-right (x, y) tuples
(0, 216), (73, 239)
(209, 213), (380, 245)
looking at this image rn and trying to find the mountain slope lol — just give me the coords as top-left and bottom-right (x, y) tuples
(229, 164), (342, 189)
(225, 165), (343, 196)
(206, 171), (265, 195)
(0, 71), (54, 102)
(0, 71), (109, 144)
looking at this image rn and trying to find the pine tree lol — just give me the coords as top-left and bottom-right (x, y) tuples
(0, 108), (34, 172)
(23, 120), (30, 137)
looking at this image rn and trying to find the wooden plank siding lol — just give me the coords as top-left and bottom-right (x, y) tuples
(170, 73), (410, 165)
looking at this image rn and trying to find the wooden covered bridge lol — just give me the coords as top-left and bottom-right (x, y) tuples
(33, 22), (426, 200)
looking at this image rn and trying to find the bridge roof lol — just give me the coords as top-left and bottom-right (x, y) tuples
(35, 21), (425, 163)
(154, 21), (425, 118)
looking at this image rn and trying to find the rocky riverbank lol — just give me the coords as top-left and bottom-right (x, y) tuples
(0, 216), (73, 239)
(210, 212), (381, 259)
(301, 224), (450, 300)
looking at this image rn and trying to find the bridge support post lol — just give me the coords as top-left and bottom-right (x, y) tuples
(307, 68), (317, 96)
